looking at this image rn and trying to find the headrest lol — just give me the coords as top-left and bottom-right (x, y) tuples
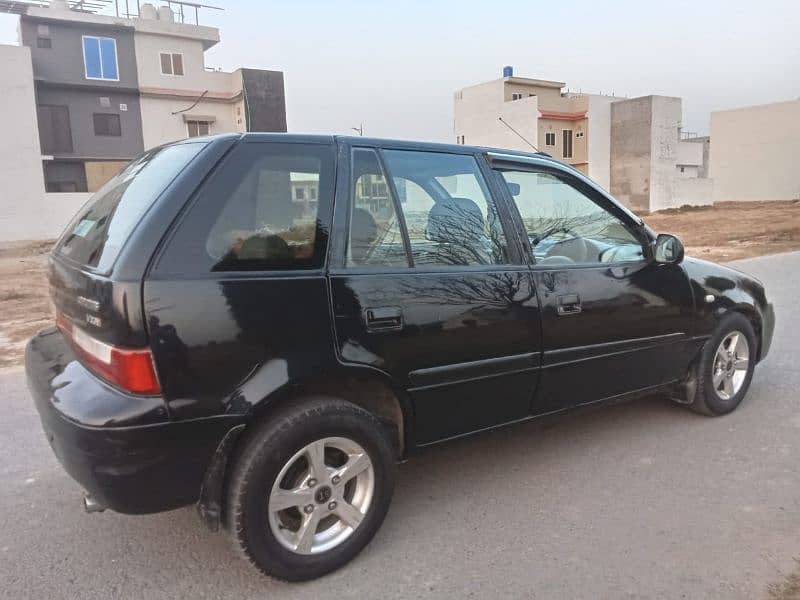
(425, 197), (485, 243)
(238, 233), (291, 261)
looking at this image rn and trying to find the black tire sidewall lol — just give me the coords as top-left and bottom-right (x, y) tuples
(698, 313), (757, 415)
(231, 399), (395, 581)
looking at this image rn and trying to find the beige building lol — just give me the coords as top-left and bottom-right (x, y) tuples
(454, 69), (711, 212)
(454, 71), (621, 190)
(131, 3), (276, 149)
(709, 99), (800, 202)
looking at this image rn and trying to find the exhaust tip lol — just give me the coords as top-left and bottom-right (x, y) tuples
(83, 494), (106, 514)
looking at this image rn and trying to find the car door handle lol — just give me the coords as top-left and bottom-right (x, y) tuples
(557, 294), (582, 316)
(364, 306), (404, 332)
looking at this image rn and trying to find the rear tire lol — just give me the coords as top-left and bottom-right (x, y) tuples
(688, 312), (757, 416)
(226, 397), (396, 582)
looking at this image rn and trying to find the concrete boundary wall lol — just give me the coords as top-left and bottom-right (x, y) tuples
(0, 193), (90, 241)
(710, 100), (800, 202)
(0, 45), (49, 241)
(672, 178), (714, 210)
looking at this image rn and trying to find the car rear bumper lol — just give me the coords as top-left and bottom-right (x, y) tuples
(25, 327), (242, 514)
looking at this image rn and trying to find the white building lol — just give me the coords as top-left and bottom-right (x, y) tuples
(454, 68), (711, 212)
(710, 99), (800, 202)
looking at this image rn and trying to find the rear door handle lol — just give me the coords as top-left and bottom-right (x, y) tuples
(364, 306), (404, 332)
(557, 294), (582, 316)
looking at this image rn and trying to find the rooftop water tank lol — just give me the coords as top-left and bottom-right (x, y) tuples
(503, 66), (514, 78)
(157, 5), (175, 22)
(139, 3), (158, 19)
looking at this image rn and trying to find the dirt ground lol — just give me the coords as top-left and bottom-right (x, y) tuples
(2, 200), (800, 368)
(771, 561), (800, 600)
(0, 240), (53, 369)
(643, 200), (800, 262)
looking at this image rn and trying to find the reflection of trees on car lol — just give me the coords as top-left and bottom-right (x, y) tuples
(359, 198), (508, 267)
(396, 270), (536, 311)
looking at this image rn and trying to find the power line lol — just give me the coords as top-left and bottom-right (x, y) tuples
(171, 90), (209, 115)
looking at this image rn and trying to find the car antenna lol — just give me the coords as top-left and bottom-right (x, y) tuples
(498, 117), (540, 152)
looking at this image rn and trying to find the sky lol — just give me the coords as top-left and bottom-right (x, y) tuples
(1, 0), (798, 142)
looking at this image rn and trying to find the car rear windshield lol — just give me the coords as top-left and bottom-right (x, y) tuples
(54, 142), (206, 272)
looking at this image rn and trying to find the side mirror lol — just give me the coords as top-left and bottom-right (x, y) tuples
(653, 233), (684, 265)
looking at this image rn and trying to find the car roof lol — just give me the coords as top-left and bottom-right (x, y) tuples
(234, 132), (561, 166)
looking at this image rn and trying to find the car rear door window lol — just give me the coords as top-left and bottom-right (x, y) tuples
(382, 150), (510, 266)
(346, 149), (409, 267)
(345, 149), (510, 268)
(157, 142), (335, 274)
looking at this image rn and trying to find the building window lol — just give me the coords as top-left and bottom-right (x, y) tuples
(187, 120), (211, 137)
(93, 113), (122, 136)
(46, 181), (79, 193)
(545, 132), (556, 146)
(43, 161), (87, 193)
(160, 52), (184, 76)
(562, 129), (573, 158)
(37, 37), (51, 49)
(295, 187), (306, 200)
(512, 93), (523, 101)
(576, 131), (584, 139)
(37, 105), (73, 154)
(83, 36), (118, 81)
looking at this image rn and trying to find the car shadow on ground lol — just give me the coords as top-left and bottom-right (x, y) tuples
(5, 368), (783, 600)
(59, 395), (694, 588)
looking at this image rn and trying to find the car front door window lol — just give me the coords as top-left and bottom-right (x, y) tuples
(499, 170), (644, 265)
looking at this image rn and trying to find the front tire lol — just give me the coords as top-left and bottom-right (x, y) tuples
(689, 312), (757, 416)
(226, 397), (396, 581)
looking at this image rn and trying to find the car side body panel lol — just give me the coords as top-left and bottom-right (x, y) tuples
(143, 275), (338, 420)
(330, 268), (542, 445)
(485, 152), (700, 414)
(531, 261), (699, 414)
(681, 257), (775, 361)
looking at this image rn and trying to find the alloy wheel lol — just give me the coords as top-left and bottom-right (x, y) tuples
(712, 330), (750, 400)
(267, 437), (375, 555)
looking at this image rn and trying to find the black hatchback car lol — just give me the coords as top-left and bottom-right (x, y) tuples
(27, 134), (774, 581)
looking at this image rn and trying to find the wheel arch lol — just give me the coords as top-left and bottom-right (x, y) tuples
(244, 368), (413, 460)
(716, 302), (764, 362)
(198, 366), (412, 532)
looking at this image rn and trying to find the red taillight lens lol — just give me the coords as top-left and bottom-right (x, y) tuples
(56, 312), (161, 395)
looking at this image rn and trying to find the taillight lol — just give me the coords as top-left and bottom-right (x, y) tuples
(56, 312), (161, 395)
